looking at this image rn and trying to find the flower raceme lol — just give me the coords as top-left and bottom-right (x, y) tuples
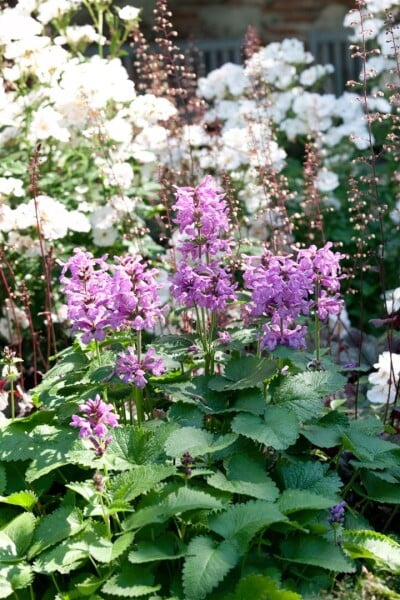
(170, 176), (237, 312)
(115, 346), (166, 388)
(243, 242), (345, 351)
(70, 394), (121, 456)
(60, 249), (165, 343)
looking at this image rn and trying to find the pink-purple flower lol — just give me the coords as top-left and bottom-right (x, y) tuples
(70, 394), (121, 456)
(172, 175), (233, 259)
(60, 249), (165, 343)
(115, 346), (166, 388)
(242, 242), (345, 351)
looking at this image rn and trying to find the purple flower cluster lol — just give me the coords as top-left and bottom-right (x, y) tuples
(243, 242), (345, 351)
(115, 346), (166, 388)
(60, 249), (165, 344)
(70, 394), (120, 456)
(173, 175), (233, 258)
(170, 261), (237, 311)
(327, 501), (346, 525)
(170, 176), (237, 312)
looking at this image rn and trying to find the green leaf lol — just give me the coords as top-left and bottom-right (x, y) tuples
(164, 427), (237, 458)
(123, 486), (224, 531)
(0, 573), (12, 598)
(277, 461), (342, 498)
(29, 505), (85, 557)
(232, 388), (266, 415)
(209, 357), (278, 391)
(280, 534), (356, 573)
(159, 376), (212, 405)
(0, 563), (33, 594)
(234, 574), (301, 599)
(342, 424), (400, 464)
(274, 371), (346, 422)
(33, 537), (89, 574)
(0, 424), (35, 462)
(128, 536), (185, 564)
(109, 464), (176, 503)
(25, 425), (77, 483)
(343, 530), (400, 571)
(109, 422), (178, 466)
(207, 470), (279, 502)
(1, 513), (36, 558)
(111, 532), (135, 561)
(0, 491), (37, 511)
(183, 536), (240, 600)
(0, 465), (6, 495)
(231, 406), (299, 450)
(358, 471), (400, 504)
(101, 562), (160, 597)
(208, 500), (287, 546)
(278, 489), (338, 514)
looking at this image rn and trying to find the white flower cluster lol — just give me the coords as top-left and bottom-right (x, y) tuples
(344, 0), (400, 81)
(0, 1), (178, 249)
(368, 351), (400, 405)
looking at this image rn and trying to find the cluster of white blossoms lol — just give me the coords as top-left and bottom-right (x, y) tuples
(344, 0), (400, 81)
(0, 1), (178, 251)
(368, 351), (400, 405)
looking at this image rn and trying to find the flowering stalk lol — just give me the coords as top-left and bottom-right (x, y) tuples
(116, 342), (166, 424)
(1, 347), (22, 422)
(169, 176), (237, 375)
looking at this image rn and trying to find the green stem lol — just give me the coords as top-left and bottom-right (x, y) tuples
(135, 386), (144, 426)
(10, 377), (15, 422)
(314, 280), (321, 365)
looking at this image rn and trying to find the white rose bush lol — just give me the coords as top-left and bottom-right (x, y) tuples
(1, 0), (400, 598)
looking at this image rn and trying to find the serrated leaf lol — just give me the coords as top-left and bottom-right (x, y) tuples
(108, 423), (177, 466)
(278, 489), (338, 514)
(343, 530), (400, 571)
(0, 425), (35, 462)
(0, 574), (12, 598)
(109, 464), (176, 503)
(208, 500), (287, 547)
(280, 534), (356, 572)
(278, 461), (342, 498)
(158, 376), (212, 405)
(25, 425), (77, 483)
(274, 371), (346, 422)
(29, 505), (85, 558)
(231, 406), (299, 450)
(207, 470), (278, 501)
(164, 427), (237, 458)
(111, 532), (135, 561)
(168, 403), (205, 428)
(0, 533), (17, 562)
(358, 471), (400, 504)
(183, 536), (240, 600)
(0, 563), (33, 593)
(233, 388), (266, 415)
(33, 537), (89, 574)
(123, 486), (223, 531)
(128, 536), (185, 564)
(209, 357), (278, 391)
(342, 427), (400, 463)
(0, 490), (37, 511)
(0, 465), (6, 495)
(101, 562), (160, 597)
(234, 574), (301, 599)
(1, 513), (36, 558)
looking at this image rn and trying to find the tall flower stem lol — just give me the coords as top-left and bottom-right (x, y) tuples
(314, 279), (321, 366)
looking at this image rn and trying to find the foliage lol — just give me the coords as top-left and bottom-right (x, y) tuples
(0, 0), (400, 598)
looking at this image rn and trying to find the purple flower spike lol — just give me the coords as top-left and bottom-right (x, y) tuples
(70, 394), (120, 456)
(116, 346), (166, 388)
(327, 501), (346, 525)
